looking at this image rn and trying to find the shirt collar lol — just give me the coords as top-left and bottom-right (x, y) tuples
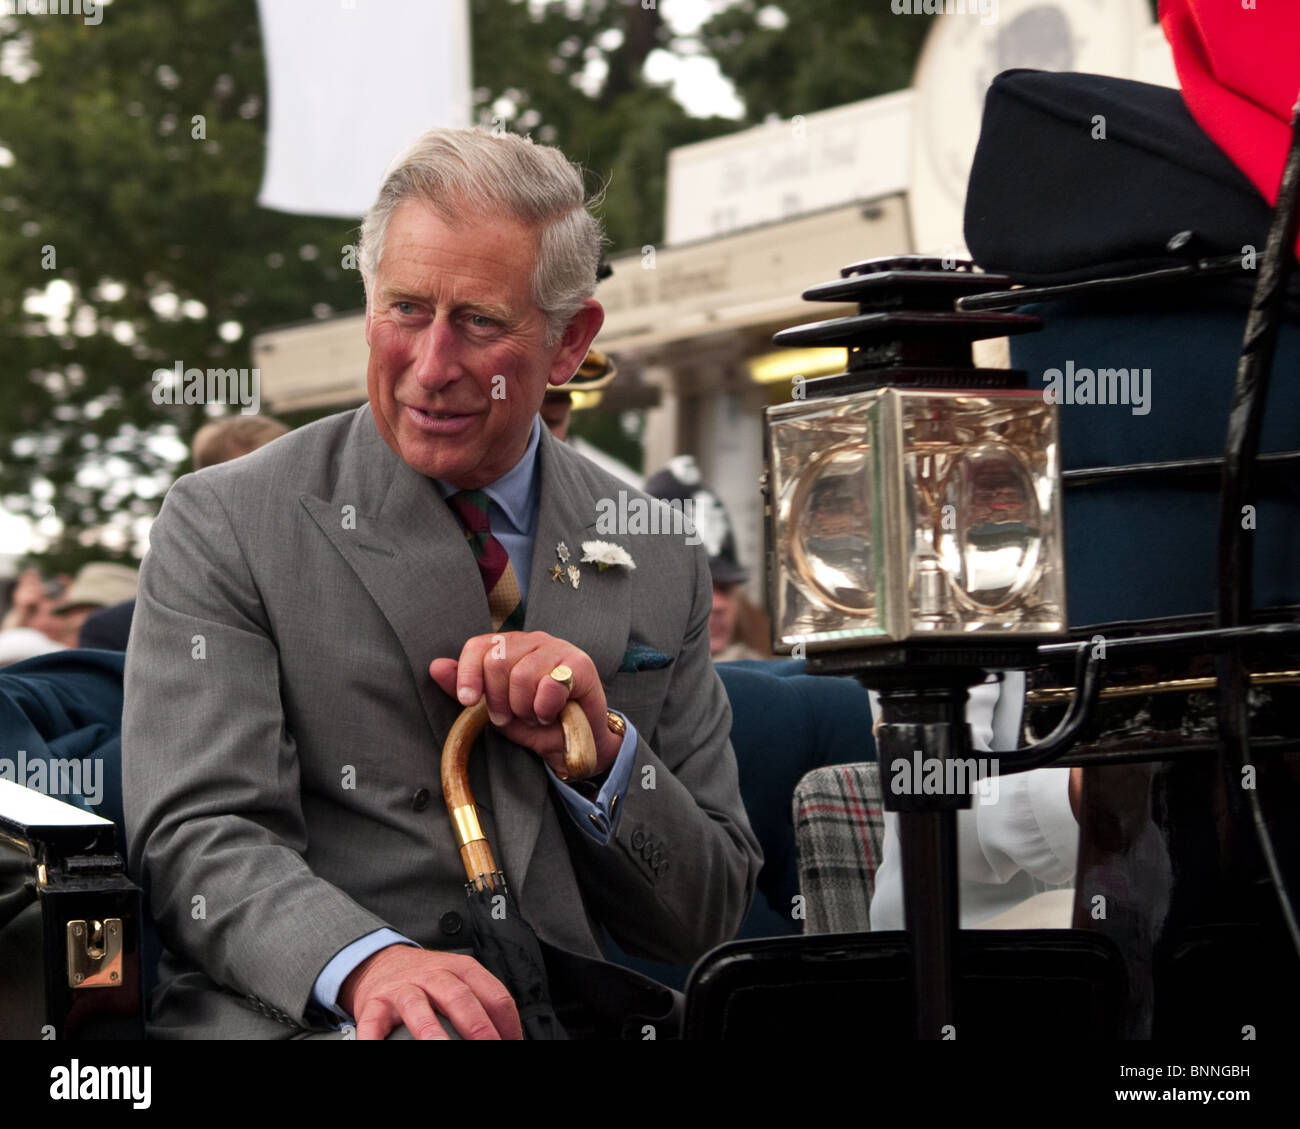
(434, 415), (541, 535)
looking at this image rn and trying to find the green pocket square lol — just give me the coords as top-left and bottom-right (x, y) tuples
(618, 643), (673, 673)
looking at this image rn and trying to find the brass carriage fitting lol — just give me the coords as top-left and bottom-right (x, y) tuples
(66, 917), (124, 989)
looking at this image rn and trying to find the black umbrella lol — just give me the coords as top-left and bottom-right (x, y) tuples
(462, 875), (567, 1040)
(441, 697), (597, 1040)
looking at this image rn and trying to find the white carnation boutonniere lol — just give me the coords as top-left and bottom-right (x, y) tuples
(580, 540), (636, 573)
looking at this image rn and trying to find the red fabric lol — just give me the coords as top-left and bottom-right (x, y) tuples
(1161, 0), (1300, 261)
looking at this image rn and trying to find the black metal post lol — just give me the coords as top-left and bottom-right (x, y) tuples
(872, 677), (980, 1040)
(897, 809), (960, 1039)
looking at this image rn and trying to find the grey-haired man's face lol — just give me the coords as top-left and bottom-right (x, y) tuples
(364, 199), (601, 487)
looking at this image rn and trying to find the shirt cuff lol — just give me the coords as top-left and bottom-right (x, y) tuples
(312, 927), (418, 1023)
(546, 710), (638, 844)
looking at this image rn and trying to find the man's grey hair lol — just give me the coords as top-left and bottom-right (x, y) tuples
(358, 127), (604, 346)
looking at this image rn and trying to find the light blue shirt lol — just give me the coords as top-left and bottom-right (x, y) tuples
(311, 416), (640, 1023)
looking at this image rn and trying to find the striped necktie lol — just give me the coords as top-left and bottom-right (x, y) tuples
(447, 490), (525, 632)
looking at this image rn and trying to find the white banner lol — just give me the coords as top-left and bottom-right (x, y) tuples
(256, 0), (471, 218)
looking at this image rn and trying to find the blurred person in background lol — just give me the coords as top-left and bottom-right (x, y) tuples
(192, 414), (290, 470)
(644, 456), (770, 662)
(45, 562), (140, 647)
(538, 347), (617, 442)
(540, 257), (616, 443)
(0, 569), (70, 665)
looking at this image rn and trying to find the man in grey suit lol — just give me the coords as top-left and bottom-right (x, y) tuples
(122, 128), (762, 1040)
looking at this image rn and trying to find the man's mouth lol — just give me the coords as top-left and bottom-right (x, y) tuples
(408, 404), (474, 417)
(404, 405), (478, 433)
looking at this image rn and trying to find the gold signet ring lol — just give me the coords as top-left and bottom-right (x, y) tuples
(549, 664), (575, 693)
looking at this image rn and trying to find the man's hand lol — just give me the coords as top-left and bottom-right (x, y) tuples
(338, 945), (523, 1040)
(429, 631), (622, 777)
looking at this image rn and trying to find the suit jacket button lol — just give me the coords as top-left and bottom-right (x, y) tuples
(641, 841), (655, 861)
(411, 788), (430, 812)
(651, 850), (665, 869)
(439, 911), (463, 936)
(630, 829), (645, 850)
(655, 861), (669, 877)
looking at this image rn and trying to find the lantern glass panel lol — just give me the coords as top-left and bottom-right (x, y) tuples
(938, 443), (1042, 609)
(900, 392), (1063, 636)
(767, 391), (885, 647)
(794, 446), (875, 613)
(766, 386), (1064, 650)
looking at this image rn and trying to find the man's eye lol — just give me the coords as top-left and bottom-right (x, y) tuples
(395, 301), (417, 316)
(469, 314), (495, 329)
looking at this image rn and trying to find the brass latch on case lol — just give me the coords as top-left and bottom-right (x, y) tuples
(67, 918), (123, 989)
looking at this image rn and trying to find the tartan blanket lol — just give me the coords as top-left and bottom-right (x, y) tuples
(792, 764), (884, 933)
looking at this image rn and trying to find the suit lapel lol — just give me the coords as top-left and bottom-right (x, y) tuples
(298, 408), (492, 760)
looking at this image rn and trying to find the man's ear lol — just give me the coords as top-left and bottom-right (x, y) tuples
(362, 282), (373, 346)
(547, 299), (605, 388)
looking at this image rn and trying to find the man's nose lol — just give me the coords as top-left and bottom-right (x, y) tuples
(410, 316), (467, 390)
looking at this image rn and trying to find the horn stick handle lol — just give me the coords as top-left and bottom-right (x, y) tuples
(559, 700), (599, 780)
(441, 698), (600, 884)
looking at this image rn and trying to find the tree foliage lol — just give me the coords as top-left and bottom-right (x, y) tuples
(0, 0), (361, 570)
(699, 0), (929, 123)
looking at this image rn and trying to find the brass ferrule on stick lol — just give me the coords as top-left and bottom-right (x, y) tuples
(441, 694), (598, 886)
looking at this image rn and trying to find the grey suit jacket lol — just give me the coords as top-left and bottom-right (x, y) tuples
(122, 405), (761, 1037)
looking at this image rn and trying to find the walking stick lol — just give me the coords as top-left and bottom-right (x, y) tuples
(442, 699), (598, 891)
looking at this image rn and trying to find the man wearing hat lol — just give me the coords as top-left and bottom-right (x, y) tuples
(540, 256), (617, 442)
(540, 348), (617, 442)
(644, 456), (766, 662)
(45, 563), (139, 649)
